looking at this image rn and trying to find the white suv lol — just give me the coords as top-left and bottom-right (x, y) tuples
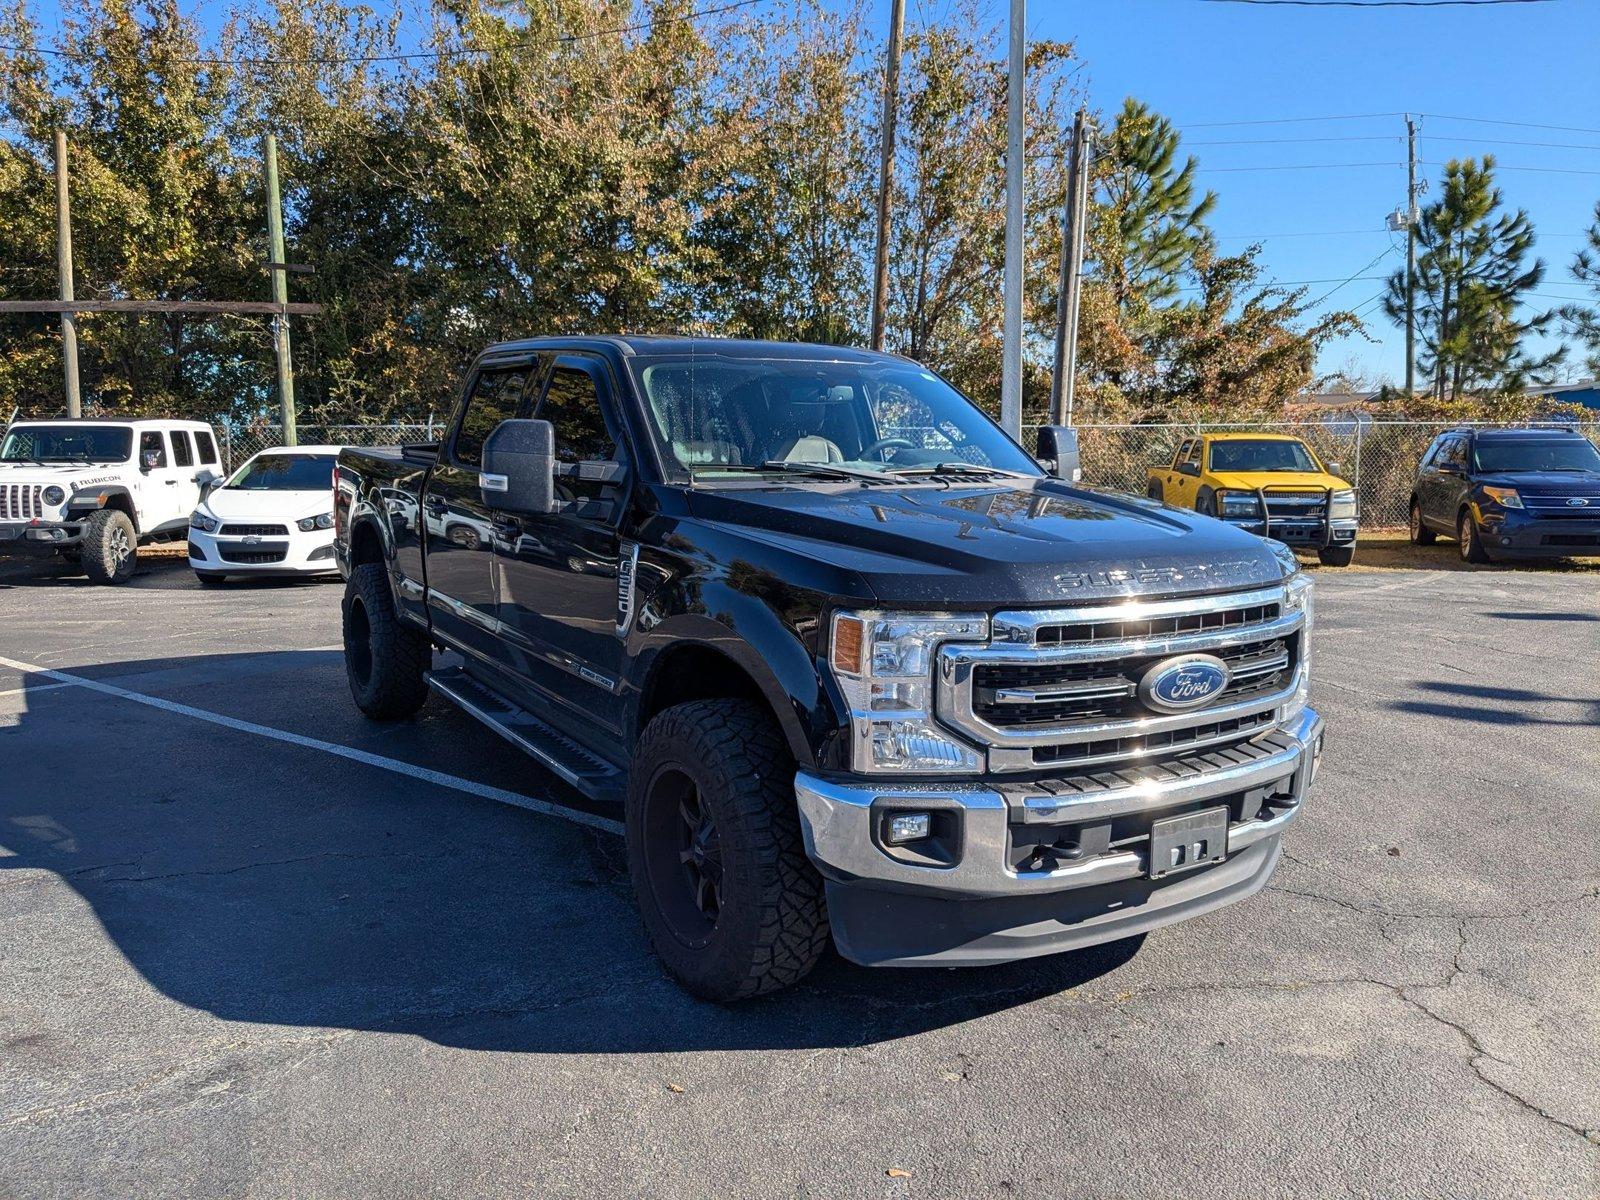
(0, 418), (224, 584)
(186, 446), (343, 583)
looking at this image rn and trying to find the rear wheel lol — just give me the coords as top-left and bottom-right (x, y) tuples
(1409, 499), (1436, 545)
(343, 561), (431, 718)
(1317, 544), (1356, 567)
(80, 509), (138, 585)
(627, 698), (828, 1001)
(1458, 508), (1492, 564)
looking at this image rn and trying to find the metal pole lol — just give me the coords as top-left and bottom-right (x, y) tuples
(54, 132), (81, 418)
(1000, 0), (1025, 438)
(264, 133), (297, 447)
(869, 0), (905, 352)
(1051, 107), (1089, 426)
(1404, 115), (1417, 398)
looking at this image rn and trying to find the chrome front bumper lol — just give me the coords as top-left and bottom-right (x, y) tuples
(797, 707), (1323, 903)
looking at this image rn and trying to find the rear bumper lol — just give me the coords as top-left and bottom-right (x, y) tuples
(797, 707), (1323, 966)
(0, 520), (83, 556)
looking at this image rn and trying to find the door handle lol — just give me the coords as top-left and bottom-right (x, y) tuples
(163, 479), (178, 485)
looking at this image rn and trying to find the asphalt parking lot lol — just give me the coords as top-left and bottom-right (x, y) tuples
(1, 555), (1596, 1198)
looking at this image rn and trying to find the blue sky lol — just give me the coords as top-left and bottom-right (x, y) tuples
(883, 0), (1600, 386)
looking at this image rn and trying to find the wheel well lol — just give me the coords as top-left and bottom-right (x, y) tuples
(636, 644), (770, 741)
(348, 517), (384, 567)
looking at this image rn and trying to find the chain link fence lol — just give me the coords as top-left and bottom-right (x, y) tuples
(217, 417), (1600, 531)
(1026, 421), (1600, 528)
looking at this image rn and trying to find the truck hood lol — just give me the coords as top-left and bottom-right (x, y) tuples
(686, 478), (1289, 605)
(0, 462), (130, 490)
(1206, 471), (1349, 493)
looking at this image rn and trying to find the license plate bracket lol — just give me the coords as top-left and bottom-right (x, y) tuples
(1148, 806), (1229, 879)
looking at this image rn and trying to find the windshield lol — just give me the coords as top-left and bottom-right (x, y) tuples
(224, 454), (338, 491)
(628, 356), (1041, 480)
(1, 425), (133, 464)
(1473, 438), (1600, 474)
(1208, 439), (1319, 474)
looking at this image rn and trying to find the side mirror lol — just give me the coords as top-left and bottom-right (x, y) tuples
(141, 451), (161, 472)
(1035, 425), (1081, 483)
(1178, 461), (1200, 477)
(1326, 460), (1344, 479)
(481, 418), (556, 515)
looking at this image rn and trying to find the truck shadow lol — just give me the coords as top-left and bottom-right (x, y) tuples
(0, 651), (1140, 1054)
(0, 556), (333, 590)
(1386, 679), (1600, 729)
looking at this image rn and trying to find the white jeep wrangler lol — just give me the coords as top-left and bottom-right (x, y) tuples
(0, 418), (225, 584)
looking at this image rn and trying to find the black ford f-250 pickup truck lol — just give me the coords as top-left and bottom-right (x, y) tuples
(335, 337), (1323, 1000)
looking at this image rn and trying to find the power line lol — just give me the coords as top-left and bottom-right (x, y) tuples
(1420, 134), (1600, 151)
(1187, 134), (1402, 145)
(1183, 112), (1402, 129)
(1215, 228), (1393, 239)
(0, 0), (763, 66)
(1305, 244), (1402, 307)
(1421, 161), (1600, 176)
(1197, 161), (1403, 171)
(1420, 112), (1600, 136)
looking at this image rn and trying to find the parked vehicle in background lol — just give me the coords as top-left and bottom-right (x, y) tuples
(1409, 426), (1600, 563)
(333, 336), (1324, 1001)
(0, 418), (223, 584)
(1146, 433), (1359, 566)
(186, 446), (343, 584)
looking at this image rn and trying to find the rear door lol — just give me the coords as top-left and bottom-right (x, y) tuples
(494, 355), (631, 734)
(1422, 435), (1467, 527)
(1172, 438), (1204, 507)
(425, 358), (536, 664)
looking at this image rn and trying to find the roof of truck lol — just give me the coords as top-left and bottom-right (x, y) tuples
(9, 417), (214, 428)
(1202, 432), (1307, 443)
(482, 335), (901, 364)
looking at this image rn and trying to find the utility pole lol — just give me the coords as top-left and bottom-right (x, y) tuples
(1404, 114), (1417, 398)
(264, 132), (297, 446)
(1000, 0), (1025, 438)
(1051, 107), (1090, 426)
(869, 0), (905, 353)
(54, 132), (81, 418)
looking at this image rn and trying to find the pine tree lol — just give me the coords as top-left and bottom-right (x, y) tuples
(1559, 201), (1600, 375)
(1383, 156), (1560, 399)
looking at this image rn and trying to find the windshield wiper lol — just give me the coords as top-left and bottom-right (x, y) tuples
(889, 461), (1035, 480)
(694, 461), (897, 483)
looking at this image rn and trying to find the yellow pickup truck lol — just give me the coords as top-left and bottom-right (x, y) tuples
(1146, 432), (1359, 566)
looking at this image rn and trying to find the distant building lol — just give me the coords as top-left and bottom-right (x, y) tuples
(1532, 380), (1600, 411)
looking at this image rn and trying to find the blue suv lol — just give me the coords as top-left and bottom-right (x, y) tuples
(1409, 426), (1600, 563)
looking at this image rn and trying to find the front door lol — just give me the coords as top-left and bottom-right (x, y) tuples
(135, 430), (189, 531)
(494, 356), (631, 735)
(425, 359), (535, 665)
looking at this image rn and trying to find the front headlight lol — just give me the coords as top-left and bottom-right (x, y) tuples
(1215, 490), (1261, 519)
(1329, 488), (1357, 519)
(189, 510), (219, 533)
(41, 485), (66, 507)
(297, 512), (335, 531)
(1282, 572), (1315, 721)
(829, 611), (986, 774)
(1481, 486), (1522, 510)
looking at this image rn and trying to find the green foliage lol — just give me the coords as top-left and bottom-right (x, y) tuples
(1383, 156), (1561, 403)
(1559, 200), (1600, 376)
(0, 0), (1359, 427)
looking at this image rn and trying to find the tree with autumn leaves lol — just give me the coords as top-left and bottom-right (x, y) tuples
(2, 0), (1357, 426)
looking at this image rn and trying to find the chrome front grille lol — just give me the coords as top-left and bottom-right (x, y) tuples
(1261, 490), (1328, 520)
(937, 584), (1303, 773)
(0, 484), (44, 521)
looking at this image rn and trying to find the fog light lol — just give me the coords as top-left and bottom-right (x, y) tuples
(885, 812), (932, 845)
(1500, 537), (1511, 546)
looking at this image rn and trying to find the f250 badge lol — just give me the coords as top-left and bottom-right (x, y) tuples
(615, 542), (640, 636)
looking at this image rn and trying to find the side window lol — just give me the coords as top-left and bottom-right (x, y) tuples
(1440, 436), (1467, 471)
(537, 366), (617, 465)
(453, 364), (531, 467)
(170, 430), (195, 468)
(1173, 439), (1193, 467)
(1181, 439), (1203, 472)
(195, 430), (218, 465)
(1418, 437), (1442, 471)
(140, 431), (168, 468)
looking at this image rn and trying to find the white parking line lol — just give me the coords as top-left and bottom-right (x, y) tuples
(0, 681), (73, 699)
(0, 654), (625, 836)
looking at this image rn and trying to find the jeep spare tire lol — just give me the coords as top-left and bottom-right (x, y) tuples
(80, 508), (138, 585)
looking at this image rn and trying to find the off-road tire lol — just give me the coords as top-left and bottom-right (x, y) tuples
(195, 571), (228, 586)
(80, 508), (138, 585)
(1317, 544), (1356, 567)
(1458, 508), (1492, 564)
(627, 698), (828, 1001)
(1409, 499), (1436, 545)
(1146, 482), (1163, 502)
(342, 561), (430, 718)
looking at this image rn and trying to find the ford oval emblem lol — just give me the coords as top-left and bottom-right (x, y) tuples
(1567, 497), (1590, 508)
(1138, 654), (1231, 714)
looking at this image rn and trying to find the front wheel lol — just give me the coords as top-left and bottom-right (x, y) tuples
(195, 571), (228, 586)
(1146, 482), (1163, 502)
(1318, 544), (1356, 567)
(79, 509), (138, 585)
(1458, 508), (1493, 564)
(342, 562), (431, 718)
(627, 698), (829, 1001)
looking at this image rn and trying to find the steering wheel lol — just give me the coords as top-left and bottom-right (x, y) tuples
(859, 436), (915, 462)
